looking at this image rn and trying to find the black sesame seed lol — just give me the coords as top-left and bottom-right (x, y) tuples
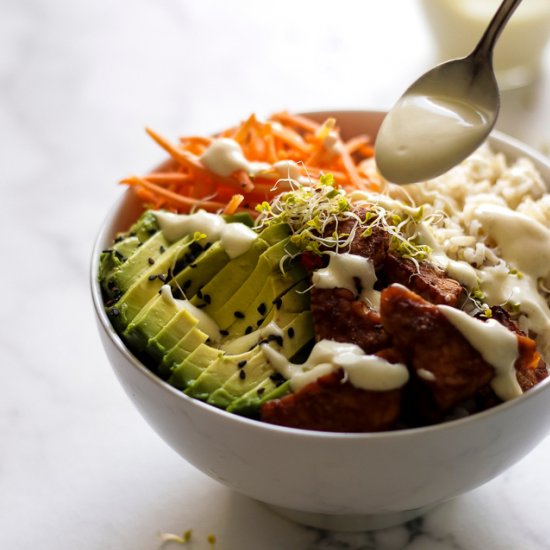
(183, 280), (192, 290)
(114, 250), (126, 261)
(114, 236), (124, 243)
(256, 318), (264, 327)
(148, 257), (155, 265)
(268, 335), (284, 346)
(220, 329), (229, 337)
(239, 370), (246, 380)
(257, 387), (265, 396)
(148, 274), (157, 281)
(196, 303), (207, 309)
(234, 311), (245, 319)
(190, 242), (203, 255)
(273, 298), (282, 310)
(287, 327), (295, 338)
(238, 360), (247, 368)
(158, 274), (167, 282)
(203, 294), (211, 304)
(245, 326), (253, 335)
(190, 263), (197, 268)
(159, 245), (166, 253)
(269, 372), (285, 384)
(197, 289), (203, 299)
(257, 303), (267, 315)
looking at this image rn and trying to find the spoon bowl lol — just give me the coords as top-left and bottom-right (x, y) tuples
(375, 55), (498, 184)
(375, 0), (522, 184)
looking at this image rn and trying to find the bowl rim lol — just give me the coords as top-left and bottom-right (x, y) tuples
(91, 109), (550, 441)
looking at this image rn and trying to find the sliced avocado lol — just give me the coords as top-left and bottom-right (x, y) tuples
(162, 327), (209, 374)
(170, 241), (230, 300)
(168, 342), (222, 390)
(106, 236), (197, 331)
(99, 236), (140, 296)
(227, 265), (307, 337)
(126, 210), (161, 242)
(99, 211), (160, 298)
(147, 308), (199, 363)
(206, 349), (274, 409)
(223, 212), (255, 227)
(122, 291), (180, 353)
(190, 238), (269, 312)
(228, 380), (291, 417)
(208, 311), (314, 409)
(256, 222), (291, 245)
(184, 349), (263, 403)
(109, 232), (172, 295)
(210, 238), (303, 329)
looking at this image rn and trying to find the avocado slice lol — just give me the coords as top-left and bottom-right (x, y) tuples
(256, 222), (291, 245)
(226, 265), (307, 337)
(184, 349), (264, 403)
(99, 211), (160, 298)
(190, 238), (269, 313)
(109, 232), (171, 294)
(147, 308), (199, 363)
(106, 235), (199, 331)
(122, 291), (181, 353)
(210, 237), (303, 329)
(228, 380), (291, 417)
(207, 311), (314, 409)
(167, 342), (222, 389)
(162, 326), (209, 372)
(169, 240), (230, 300)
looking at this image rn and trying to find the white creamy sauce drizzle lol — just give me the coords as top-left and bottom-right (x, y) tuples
(273, 160), (301, 181)
(199, 138), (270, 177)
(438, 304), (522, 401)
(323, 131), (344, 155)
(154, 210), (257, 259)
(160, 285), (222, 343)
(261, 339), (409, 392)
(311, 252), (379, 306)
(472, 203), (550, 279)
(417, 222), (479, 289)
(417, 368), (436, 382)
(221, 321), (283, 355)
(479, 267), (550, 338)
(219, 223), (257, 258)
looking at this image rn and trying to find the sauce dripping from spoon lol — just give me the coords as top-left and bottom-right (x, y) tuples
(375, 0), (523, 184)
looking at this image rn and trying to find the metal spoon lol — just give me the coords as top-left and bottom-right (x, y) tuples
(375, 0), (523, 184)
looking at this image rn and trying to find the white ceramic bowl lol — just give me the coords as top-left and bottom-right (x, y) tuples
(91, 111), (550, 531)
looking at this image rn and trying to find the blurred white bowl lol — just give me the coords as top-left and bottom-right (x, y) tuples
(91, 110), (550, 531)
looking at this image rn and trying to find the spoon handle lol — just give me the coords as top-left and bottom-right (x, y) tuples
(473, 0), (524, 63)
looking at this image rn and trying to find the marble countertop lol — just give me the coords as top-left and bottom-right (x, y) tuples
(3, 1), (550, 548)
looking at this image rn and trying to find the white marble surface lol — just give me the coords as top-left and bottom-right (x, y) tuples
(3, 1), (550, 548)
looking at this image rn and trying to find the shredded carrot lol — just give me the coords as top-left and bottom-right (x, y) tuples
(124, 113), (378, 214)
(223, 194), (244, 215)
(345, 135), (371, 155)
